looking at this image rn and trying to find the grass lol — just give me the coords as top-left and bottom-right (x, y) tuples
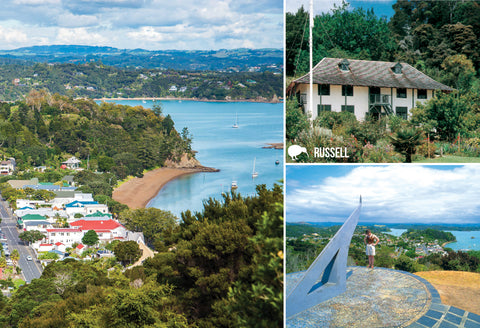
(414, 155), (480, 163)
(13, 279), (25, 289)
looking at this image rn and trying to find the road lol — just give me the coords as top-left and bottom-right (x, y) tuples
(0, 198), (43, 283)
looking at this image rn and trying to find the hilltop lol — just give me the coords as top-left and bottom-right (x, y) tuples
(0, 45), (283, 72)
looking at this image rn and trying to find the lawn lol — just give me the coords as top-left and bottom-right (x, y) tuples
(414, 155), (480, 163)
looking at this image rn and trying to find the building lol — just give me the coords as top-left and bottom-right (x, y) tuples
(62, 156), (81, 169)
(287, 58), (453, 121)
(70, 219), (128, 241)
(45, 228), (84, 246)
(0, 158), (16, 175)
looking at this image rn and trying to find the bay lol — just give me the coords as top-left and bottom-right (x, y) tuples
(101, 99), (284, 217)
(386, 228), (407, 237)
(444, 230), (480, 251)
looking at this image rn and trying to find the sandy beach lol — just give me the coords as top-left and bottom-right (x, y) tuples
(112, 167), (211, 209)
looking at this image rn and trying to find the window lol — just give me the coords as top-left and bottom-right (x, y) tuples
(397, 88), (407, 98)
(392, 63), (403, 74)
(342, 85), (353, 97)
(317, 105), (331, 115)
(341, 105), (355, 114)
(396, 107), (408, 120)
(418, 89), (427, 99)
(318, 84), (330, 96)
(51, 233), (55, 236)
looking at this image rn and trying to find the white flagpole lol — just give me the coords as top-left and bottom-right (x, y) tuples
(309, 0), (314, 118)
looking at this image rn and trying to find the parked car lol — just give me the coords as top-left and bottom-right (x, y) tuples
(26, 256), (33, 261)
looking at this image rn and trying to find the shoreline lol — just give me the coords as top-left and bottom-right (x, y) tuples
(95, 96), (283, 104)
(112, 166), (218, 210)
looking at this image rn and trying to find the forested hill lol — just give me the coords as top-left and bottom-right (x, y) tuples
(287, 0), (480, 90)
(0, 46), (283, 72)
(0, 91), (192, 177)
(0, 60), (282, 102)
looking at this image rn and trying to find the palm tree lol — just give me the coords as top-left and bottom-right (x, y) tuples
(11, 249), (19, 276)
(390, 127), (424, 163)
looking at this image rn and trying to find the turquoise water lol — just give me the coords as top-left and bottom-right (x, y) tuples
(444, 230), (480, 251)
(386, 228), (407, 237)
(101, 100), (284, 217)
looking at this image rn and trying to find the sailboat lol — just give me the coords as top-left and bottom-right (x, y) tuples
(232, 113), (239, 128)
(252, 157), (258, 178)
(231, 180), (238, 190)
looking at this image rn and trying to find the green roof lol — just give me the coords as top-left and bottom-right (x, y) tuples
(85, 211), (112, 217)
(20, 214), (47, 221)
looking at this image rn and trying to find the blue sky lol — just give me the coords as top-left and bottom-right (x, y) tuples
(0, 0), (283, 50)
(286, 0), (395, 18)
(286, 165), (480, 224)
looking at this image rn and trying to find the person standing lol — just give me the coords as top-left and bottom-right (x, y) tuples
(364, 229), (379, 269)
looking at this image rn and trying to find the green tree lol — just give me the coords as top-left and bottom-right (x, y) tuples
(286, 98), (309, 141)
(11, 249), (19, 275)
(18, 230), (45, 245)
(390, 127), (423, 163)
(113, 241), (142, 266)
(82, 230), (99, 246)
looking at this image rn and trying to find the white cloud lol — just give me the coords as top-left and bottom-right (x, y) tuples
(13, 0), (60, 4)
(56, 27), (108, 44)
(0, 26), (28, 43)
(286, 166), (480, 224)
(57, 13), (99, 27)
(127, 26), (164, 42)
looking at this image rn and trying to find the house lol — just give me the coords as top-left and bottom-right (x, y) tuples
(64, 201), (109, 218)
(287, 58), (453, 121)
(46, 228), (83, 246)
(62, 156), (81, 169)
(0, 158), (16, 175)
(169, 85), (177, 92)
(70, 219), (127, 241)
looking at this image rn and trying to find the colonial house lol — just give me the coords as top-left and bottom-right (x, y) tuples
(62, 156), (81, 169)
(287, 58), (453, 121)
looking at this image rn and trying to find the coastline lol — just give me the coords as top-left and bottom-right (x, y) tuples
(95, 96), (283, 104)
(112, 166), (218, 210)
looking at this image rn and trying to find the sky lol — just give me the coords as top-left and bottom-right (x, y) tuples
(286, 165), (480, 224)
(286, 0), (395, 19)
(0, 0), (283, 50)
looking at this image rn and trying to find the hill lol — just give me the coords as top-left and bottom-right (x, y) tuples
(0, 45), (283, 72)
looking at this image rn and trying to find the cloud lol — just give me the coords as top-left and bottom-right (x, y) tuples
(0, 26), (28, 44)
(56, 27), (108, 44)
(57, 13), (99, 27)
(286, 166), (480, 224)
(13, 0), (60, 4)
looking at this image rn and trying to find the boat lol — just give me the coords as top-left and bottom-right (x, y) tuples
(231, 181), (238, 189)
(142, 100), (146, 104)
(252, 157), (258, 178)
(232, 113), (239, 128)
(275, 159), (280, 165)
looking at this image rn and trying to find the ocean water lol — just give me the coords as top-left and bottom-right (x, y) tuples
(386, 228), (407, 237)
(101, 100), (284, 217)
(444, 230), (480, 251)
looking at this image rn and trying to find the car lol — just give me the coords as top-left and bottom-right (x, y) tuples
(26, 256), (33, 261)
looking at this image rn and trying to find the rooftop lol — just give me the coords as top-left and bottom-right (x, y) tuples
(291, 58), (454, 91)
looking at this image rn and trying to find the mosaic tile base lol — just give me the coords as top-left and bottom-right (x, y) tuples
(286, 267), (480, 328)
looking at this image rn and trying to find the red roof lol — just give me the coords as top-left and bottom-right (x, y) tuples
(76, 244), (85, 249)
(39, 243), (53, 247)
(55, 242), (64, 246)
(70, 219), (124, 232)
(46, 228), (82, 233)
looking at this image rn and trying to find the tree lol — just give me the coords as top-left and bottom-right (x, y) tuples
(286, 99), (309, 141)
(114, 241), (142, 266)
(11, 249), (19, 275)
(82, 230), (99, 246)
(390, 127), (423, 163)
(18, 230), (45, 245)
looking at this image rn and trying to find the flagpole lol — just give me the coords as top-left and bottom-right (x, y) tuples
(309, 0), (314, 118)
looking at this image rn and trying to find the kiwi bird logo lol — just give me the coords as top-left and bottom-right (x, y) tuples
(288, 145), (308, 160)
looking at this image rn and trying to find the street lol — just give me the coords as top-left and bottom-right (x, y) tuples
(0, 198), (42, 283)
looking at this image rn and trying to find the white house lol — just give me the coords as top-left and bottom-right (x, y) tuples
(62, 156), (81, 169)
(46, 228), (84, 246)
(64, 201), (109, 218)
(0, 158), (16, 175)
(70, 219), (128, 241)
(287, 58), (453, 121)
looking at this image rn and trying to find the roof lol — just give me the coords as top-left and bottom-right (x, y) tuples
(76, 244), (85, 249)
(39, 243), (53, 247)
(21, 214), (46, 221)
(24, 220), (50, 226)
(65, 200), (99, 208)
(46, 228), (82, 233)
(62, 157), (81, 164)
(86, 211), (112, 217)
(291, 58), (453, 91)
(70, 219), (124, 231)
(55, 242), (64, 246)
